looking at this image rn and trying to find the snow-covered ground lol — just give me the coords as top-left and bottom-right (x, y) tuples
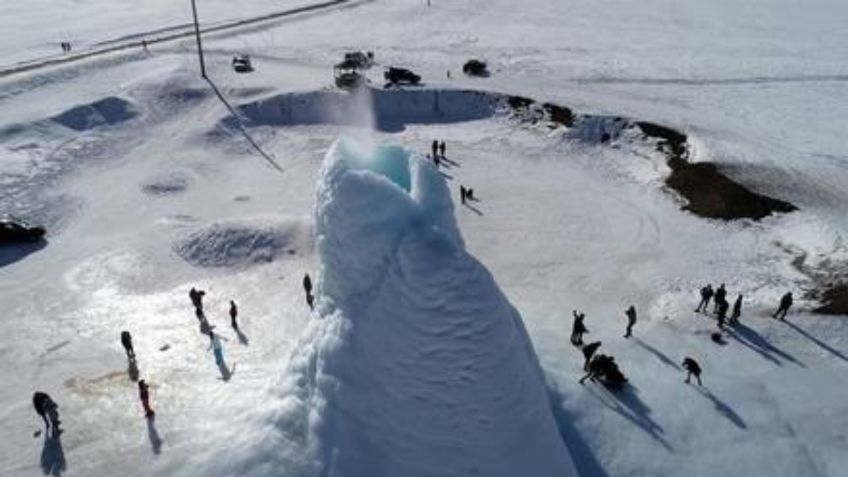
(2, 0), (848, 476)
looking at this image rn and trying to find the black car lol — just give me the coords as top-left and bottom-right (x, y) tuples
(463, 59), (489, 77)
(232, 54), (253, 73)
(0, 219), (46, 244)
(384, 67), (421, 86)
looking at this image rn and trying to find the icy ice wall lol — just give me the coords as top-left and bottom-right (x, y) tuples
(202, 138), (577, 477)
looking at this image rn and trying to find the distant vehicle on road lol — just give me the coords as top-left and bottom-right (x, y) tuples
(463, 59), (489, 77)
(384, 67), (421, 86)
(343, 51), (375, 69)
(232, 54), (253, 73)
(334, 59), (367, 90)
(0, 218), (46, 244)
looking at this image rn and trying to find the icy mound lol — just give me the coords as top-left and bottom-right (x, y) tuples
(173, 217), (306, 268)
(211, 138), (576, 476)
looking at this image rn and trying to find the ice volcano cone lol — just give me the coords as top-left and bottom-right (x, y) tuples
(251, 138), (576, 477)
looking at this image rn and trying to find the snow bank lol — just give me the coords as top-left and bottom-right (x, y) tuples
(199, 137), (576, 476)
(173, 217), (307, 268)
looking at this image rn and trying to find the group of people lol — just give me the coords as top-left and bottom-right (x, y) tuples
(60, 42), (72, 53)
(458, 185), (476, 205)
(570, 304), (705, 389)
(119, 331), (155, 417)
(695, 283), (744, 329)
(430, 140), (447, 166)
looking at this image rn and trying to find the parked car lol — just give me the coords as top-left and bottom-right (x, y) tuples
(463, 59), (489, 77)
(343, 51), (375, 69)
(0, 218), (46, 244)
(232, 54), (253, 73)
(384, 67), (421, 86)
(334, 60), (367, 89)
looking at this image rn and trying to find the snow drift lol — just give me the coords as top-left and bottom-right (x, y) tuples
(197, 137), (577, 477)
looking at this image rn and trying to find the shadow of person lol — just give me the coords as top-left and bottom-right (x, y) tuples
(217, 360), (236, 382)
(463, 203), (483, 216)
(147, 417), (163, 455)
(438, 171), (454, 180)
(40, 430), (66, 476)
(236, 329), (249, 346)
(782, 319), (848, 363)
(586, 384), (673, 452)
(695, 387), (747, 430)
(633, 338), (681, 370)
(128, 357), (140, 382)
(729, 323), (805, 367)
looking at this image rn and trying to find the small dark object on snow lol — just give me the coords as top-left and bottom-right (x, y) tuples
(0, 218), (46, 244)
(463, 59), (489, 77)
(232, 54), (253, 73)
(229, 300), (239, 330)
(624, 305), (637, 338)
(384, 67), (421, 86)
(710, 331), (726, 344)
(682, 357), (702, 385)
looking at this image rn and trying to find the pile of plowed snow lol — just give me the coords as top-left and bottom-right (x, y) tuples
(196, 138), (576, 476)
(173, 217), (308, 268)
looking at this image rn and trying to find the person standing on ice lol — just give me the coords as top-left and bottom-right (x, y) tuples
(716, 299), (729, 329)
(138, 380), (154, 418)
(229, 300), (239, 331)
(624, 305), (637, 338)
(120, 331), (135, 360)
(695, 284), (713, 313)
(682, 357), (702, 385)
(460, 185), (467, 205)
(189, 287), (206, 312)
(303, 273), (315, 310)
(431, 140), (438, 159)
(730, 294), (743, 325)
(582, 341), (602, 371)
(773, 292), (793, 320)
(713, 284), (727, 314)
(439, 141), (446, 158)
(32, 392), (60, 432)
(570, 310), (588, 346)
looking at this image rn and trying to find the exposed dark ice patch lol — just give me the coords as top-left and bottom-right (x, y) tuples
(51, 96), (139, 131)
(174, 219), (308, 268)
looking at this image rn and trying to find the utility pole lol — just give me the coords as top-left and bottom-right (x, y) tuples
(190, 0), (207, 78)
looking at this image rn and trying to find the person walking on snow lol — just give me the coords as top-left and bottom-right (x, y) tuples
(229, 300), (239, 331)
(682, 357), (702, 385)
(303, 273), (315, 310)
(730, 294), (743, 324)
(773, 292), (793, 320)
(571, 310), (588, 346)
(624, 305), (637, 338)
(33, 392), (60, 431)
(138, 380), (154, 418)
(695, 284), (713, 313)
(189, 287), (206, 311)
(120, 331), (135, 360)
(439, 141), (446, 158)
(716, 298), (729, 329)
(582, 341), (602, 371)
(431, 140), (438, 159)
(713, 284), (727, 314)
(460, 185), (467, 205)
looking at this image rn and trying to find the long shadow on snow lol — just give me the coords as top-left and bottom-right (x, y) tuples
(585, 383), (674, 452)
(0, 240), (47, 267)
(40, 432), (66, 476)
(546, 381), (609, 477)
(694, 386), (747, 430)
(633, 337), (681, 370)
(727, 323), (805, 367)
(782, 319), (848, 363)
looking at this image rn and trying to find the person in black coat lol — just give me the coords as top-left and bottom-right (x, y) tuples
(682, 357), (702, 385)
(570, 310), (588, 346)
(729, 294), (743, 324)
(582, 341), (602, 371)
(624, 305), (637, 338)
(120, 331), (135, 360)
(695, 284), (713, 313)
(713, 284), (727, 314)
(773, 292), (793, 320)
